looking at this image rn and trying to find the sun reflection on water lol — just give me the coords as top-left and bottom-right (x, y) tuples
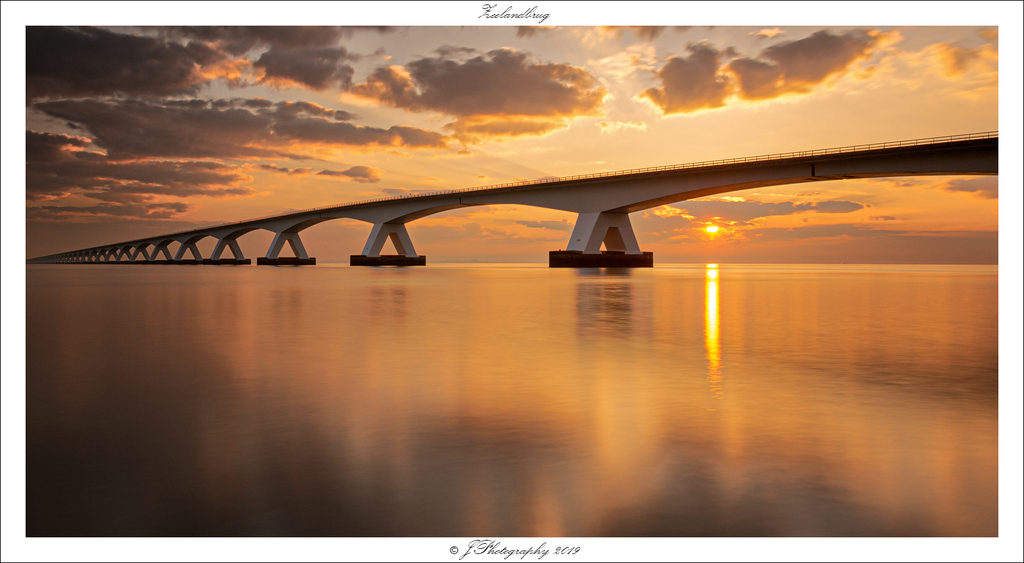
(705, 264), (723, 400)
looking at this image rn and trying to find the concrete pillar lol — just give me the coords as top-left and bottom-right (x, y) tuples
(211, 237), (245, 260)
(173, 242), (203, 261)
(360, 223), (419, 257)
(149, 242), (173, 261)
(566, 212), (643, 255)
(266, 231), (309, 259)
(129, 243), (151, 262)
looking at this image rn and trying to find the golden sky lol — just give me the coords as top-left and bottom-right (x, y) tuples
(18, 13), (1006, 263)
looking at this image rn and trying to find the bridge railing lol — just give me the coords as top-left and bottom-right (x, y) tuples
(67, 131), (998, 253)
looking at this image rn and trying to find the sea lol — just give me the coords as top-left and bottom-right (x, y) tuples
(24, 263), (998, 537)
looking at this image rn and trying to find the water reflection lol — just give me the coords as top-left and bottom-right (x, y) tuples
(369, 286), (408, 319)
(575, 268), (633, 277)
(576, 279), (633, 338)
(24, 265), (999, 537)
(705, 264), (723, 401)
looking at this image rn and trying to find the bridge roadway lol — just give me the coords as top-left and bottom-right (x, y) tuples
(28, 132), (998, 268)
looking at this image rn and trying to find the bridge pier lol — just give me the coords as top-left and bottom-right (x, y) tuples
(551, 212), (652, 268)
(206, 233), (251, 265)
(259, 231), (315, 265)
(351, 222), (426, 266)
(148, 241), (174, 262)
(173, 236), (205, 263)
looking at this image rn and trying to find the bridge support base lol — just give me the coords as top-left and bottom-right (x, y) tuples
(257, 257), (316, 266)
(97, 259), (194, 265)
(350, 255), (426, 266)
(549, 250), (653, 268)
(202, 258), (251, 265)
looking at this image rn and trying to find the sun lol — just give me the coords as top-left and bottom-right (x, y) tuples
(705, 225), (720, 234)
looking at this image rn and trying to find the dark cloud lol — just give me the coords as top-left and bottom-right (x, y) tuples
(34, 98), (450, 160)
(254, 46), (356, 90)
(515, 27), (553, 38)
(271, 117), (450, 149)
(26, 131), (93, 163)
(436, 45), (478, 58)
(727, 29), (882, 100)
(272, 100), (356, 121)
(28, 199), (194, 221)
(27, 129), (253, 222)
(639, 29), (884, 114)
(317, 166), (383, 183)
(28, 157), (253, 201)
(942, 177), (997, 199)
(258, 164), (314, 176)
(350, 48), (606, 142)
(515, 219), (572, 231)
(639, 44), (733, 114)
(162, 26), (350, 55)
(35, 99), (282, 160)
(870, 215), (898, 221)
(27, 26), (225, 99)
(352, 48), (605, 117)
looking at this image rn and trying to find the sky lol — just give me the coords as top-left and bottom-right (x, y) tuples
(15, 9), (1012, 264)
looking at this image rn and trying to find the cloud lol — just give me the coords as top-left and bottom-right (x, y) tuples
(317, 166), (383, 183)
(600, 26), (668, 41)
(638, 43), (732, 114)
(27, 26), (226, 99)
(942, 177), (997, 199)
(752, 28), (785, 39)
(27, 130), (253, 220)
(27, 199), (195, 221)
(350, 49), (607, 142)
(515, 219), (573, 231)
(925, 41), (998, 78)
(258, 164), (314, 176)
(435, 45), (478, 58)
(870, 215), (898, 221)
(35, 98), (282, 160)
(26, 131), (93, 163)
(162, 26), (353, 55)
(34, 98), (450, 160)
(516, 27), (554, 38)
(254, 46), (356, 90)
(599, 121), (647, 133)
(727, 29), (884, 100)
(654, 199), (865, 224)
(638, 29), (888, 114)
(739, 223), (900, 242)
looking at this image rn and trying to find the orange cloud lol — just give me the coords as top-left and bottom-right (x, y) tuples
(926, 41), (998, 77)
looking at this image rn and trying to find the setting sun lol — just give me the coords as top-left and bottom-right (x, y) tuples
(705, 225), (720, 234)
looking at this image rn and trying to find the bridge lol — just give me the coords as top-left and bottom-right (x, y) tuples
(27, 132), (998, 268)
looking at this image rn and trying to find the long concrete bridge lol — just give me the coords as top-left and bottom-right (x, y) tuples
(28, 132), (998, 267)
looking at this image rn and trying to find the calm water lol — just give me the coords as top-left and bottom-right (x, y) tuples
(25, 263), (998, 536)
